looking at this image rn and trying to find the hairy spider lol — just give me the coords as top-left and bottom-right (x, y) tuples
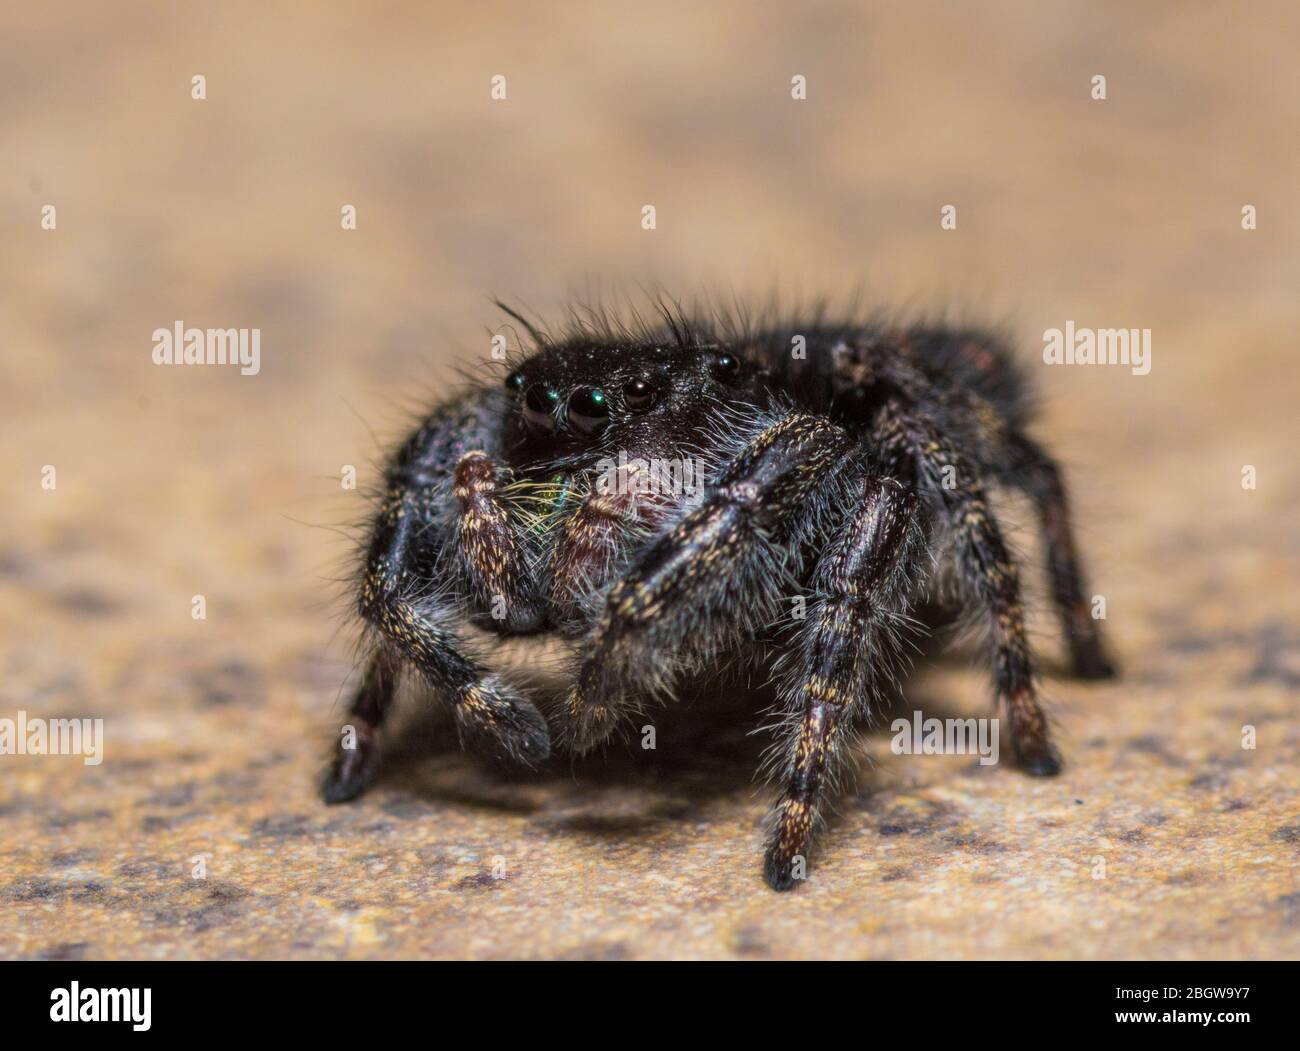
(323, 301), (1117, 891)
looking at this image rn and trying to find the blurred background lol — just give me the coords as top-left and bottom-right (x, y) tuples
(1, 1), (1297, 959)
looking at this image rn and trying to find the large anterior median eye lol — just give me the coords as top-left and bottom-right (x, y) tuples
(567, 387), (610, 435)
(621, 377), (657, 413)
(522, 383), (560, 430)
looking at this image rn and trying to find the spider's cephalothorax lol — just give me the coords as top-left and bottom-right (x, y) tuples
(324, 305), (1117, 891)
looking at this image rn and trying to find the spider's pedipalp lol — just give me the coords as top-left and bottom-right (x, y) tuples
(451, 449), (547, 632)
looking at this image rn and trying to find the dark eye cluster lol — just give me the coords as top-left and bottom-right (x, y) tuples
(504, 352), (744, 437)
(504, 370), (662, 435)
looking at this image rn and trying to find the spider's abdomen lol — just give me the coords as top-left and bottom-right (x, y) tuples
(752, 322), (1035, 434)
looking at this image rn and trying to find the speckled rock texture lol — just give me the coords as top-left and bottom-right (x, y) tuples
(1, 1), (1297, 959)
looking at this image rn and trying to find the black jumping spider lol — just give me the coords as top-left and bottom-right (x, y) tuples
(324, 302), (1116, 890)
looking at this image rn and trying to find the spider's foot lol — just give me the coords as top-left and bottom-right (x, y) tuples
(1005, 691), (1063, 777)
(455, 677), (550, 768)
(322, 727), (381, 804)
(763, 801), (812, 891)
(1014, 738), (1062, 777)
(1070, 640), (1119, 681)
(763, 845), (808, 892)
(562, 687), (621, 754)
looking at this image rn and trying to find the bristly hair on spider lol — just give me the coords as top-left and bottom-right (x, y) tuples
(322, 294), (1117, 891)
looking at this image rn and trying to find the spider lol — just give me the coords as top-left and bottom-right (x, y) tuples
(323, 301), (1117, 891)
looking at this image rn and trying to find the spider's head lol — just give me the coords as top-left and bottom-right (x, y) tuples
(500, 337), (763, 464)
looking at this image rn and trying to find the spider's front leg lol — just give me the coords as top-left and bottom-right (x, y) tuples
(765, 476), (922, 890)
(561, 411), (853, 751)
(323, 645), (399, 803)
(322, 451), (549, 803)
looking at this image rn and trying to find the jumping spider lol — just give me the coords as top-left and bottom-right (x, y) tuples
(324, 303), (1117, 890)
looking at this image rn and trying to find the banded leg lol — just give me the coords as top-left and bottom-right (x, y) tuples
(863, 341), (1115, 682)
(876, 400), (1060, 775)
(322, 483), (549, 804)
(323, 646), (400, 803)
(452, 451), (546, 632)
(1006, 433), (1117, 680)
(765, 478), (920, 890)
(365, 584), (548, 767)
(563, 411), (854, 750)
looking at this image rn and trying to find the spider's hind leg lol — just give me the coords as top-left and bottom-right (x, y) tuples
(765, 476), (922, 890)
(876, 400), (1061, 776)
(1005, 432), (1118, 680)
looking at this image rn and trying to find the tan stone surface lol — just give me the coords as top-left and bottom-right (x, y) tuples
(1, 1), (1297, 959)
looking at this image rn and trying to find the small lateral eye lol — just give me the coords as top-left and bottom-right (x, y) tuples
(504, 369), (525, 395)
(715, 353), (740, 381)
(567, 387), (610, 435)
(522, 383), (560, 430)
(622, 377), (656, 413)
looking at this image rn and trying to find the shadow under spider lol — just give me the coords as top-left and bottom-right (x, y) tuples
(380, 673), (779, 824)
(364, 607), (1007, 844)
